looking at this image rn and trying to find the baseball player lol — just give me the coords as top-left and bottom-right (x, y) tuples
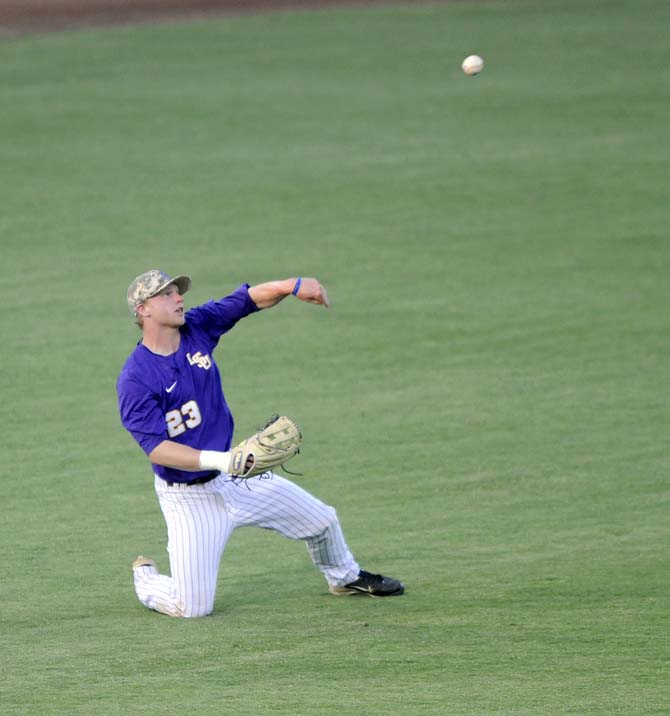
(117, 270), (404, 618)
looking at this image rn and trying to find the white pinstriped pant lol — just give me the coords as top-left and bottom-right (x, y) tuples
(132, 473), (361, 617)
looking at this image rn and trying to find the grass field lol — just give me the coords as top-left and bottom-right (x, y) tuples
(2, 1), (669, 714)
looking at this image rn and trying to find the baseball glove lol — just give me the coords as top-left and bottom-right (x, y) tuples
(229, 414), (303, 478)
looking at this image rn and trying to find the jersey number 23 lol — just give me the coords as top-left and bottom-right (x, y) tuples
(166, 400), (202, 438)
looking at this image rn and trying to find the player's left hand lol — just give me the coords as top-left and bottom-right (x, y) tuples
(229, 415), (303, 478)
(295, 277), (330, 308)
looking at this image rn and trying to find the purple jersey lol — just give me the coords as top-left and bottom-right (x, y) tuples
(117, 284), (259, 483)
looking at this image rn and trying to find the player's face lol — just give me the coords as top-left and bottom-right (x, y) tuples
(142, 284), (185, 327)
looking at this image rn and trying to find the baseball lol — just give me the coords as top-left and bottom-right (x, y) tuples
(462, 54), (484, 76)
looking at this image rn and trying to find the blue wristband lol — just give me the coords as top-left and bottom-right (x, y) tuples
(292, 277), (302, 296)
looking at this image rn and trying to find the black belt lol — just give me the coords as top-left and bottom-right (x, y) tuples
(165, 471), (220, 487)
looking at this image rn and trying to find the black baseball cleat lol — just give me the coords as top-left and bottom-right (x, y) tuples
(329, 570), (405, 597)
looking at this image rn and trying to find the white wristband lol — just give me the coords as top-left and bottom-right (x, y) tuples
(199, 450), (231, 474)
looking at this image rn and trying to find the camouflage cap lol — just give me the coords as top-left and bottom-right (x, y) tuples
(127, 269), (191, 314)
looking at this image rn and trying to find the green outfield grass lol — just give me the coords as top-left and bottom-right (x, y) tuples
(1, 1), (668, 714)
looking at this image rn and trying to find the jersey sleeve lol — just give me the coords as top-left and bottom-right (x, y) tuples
(117, 376), (167, 456)
(186, 283), (259, 344)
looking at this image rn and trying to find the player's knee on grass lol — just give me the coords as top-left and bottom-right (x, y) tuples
(179, 595), (215, 618)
